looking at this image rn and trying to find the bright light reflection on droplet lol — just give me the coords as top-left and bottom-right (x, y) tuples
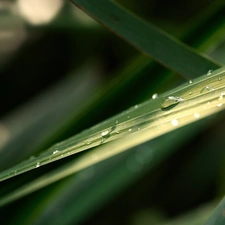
(194, 113), (200, 118)
(101, 130), (109, 137)
(161, 96), (183, 109)
(207, 70), (213, 75)
(152, 93), (158, 99)
(189, 80), (193, 84)
(219, 93), (225, 101)
(35, 162), (40, 168)
(171, 119), (178, 126)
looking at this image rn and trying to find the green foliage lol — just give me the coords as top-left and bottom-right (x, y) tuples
(1, 0), (225, 224)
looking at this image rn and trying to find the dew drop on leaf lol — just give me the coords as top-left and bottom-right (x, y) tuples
(53, 150), (59, 155)
(200, 86), (214, 93)
(218, 93), (225, 101)
(189, 80), (193, 84)
(86, 140), (92, 145)
(101, 130), (109, 137)
(161, 96), (183, 109)
(171, 119), (178, 126)
(207, 70), (213, 75)
(194, 113), (200, 118)
(35, 162), (41, 168)
(152, 93), (158, 99)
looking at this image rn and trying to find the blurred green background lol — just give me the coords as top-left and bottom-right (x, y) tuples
(1, 0), (225, 224)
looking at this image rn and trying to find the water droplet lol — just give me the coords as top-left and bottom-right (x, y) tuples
(218, 93), (225, 101)
(138, 127), (141, 131)
(134, 105), (139, 109)
(217, 103), (223, 107)
(161, 96), (183, 109)
(207, 70), (213, 75)
(127, 116), (130, 119)
(53, 150), (59, 155)
(128, 128), (132, 132)
(86, 140), (92, 145)
(35, 162), (40, 168)
(218, 77), (222, 81)
(116, 120), (119, 124)
(189, 92), (192, 95)
(189, 80), (193, 84)
(101, 130), (109, 137)
(152, 93), (158, 99)
(200, 86), (214, 93)
(171, 119), (178, 126)
(115, 131), (120, 134)
(194, 113), (200, 118)
(14, 170), (17, 175)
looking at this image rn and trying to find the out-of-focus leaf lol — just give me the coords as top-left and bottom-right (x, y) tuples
(70, 0), (220, 78)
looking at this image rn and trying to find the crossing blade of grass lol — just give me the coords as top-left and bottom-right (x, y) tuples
(204, 197), (225, 225)
(1, 67), (225, 205)
(70, 0), (221, 79)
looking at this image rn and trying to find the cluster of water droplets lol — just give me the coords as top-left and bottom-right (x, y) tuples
(29, 71), (225, 174)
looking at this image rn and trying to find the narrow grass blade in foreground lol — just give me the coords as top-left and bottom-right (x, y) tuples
(70, 0), (220, 78)
(1, 67), (225, 206)
(0, 67), (225, 182)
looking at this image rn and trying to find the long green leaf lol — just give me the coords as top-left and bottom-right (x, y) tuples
(70, 0), (220, 78)
(1, 67), (225, 206)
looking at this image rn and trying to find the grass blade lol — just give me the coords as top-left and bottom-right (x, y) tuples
(70, 0), (220, 78)
(1, 66), (225, 181)
(1, 66), (225, 206)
